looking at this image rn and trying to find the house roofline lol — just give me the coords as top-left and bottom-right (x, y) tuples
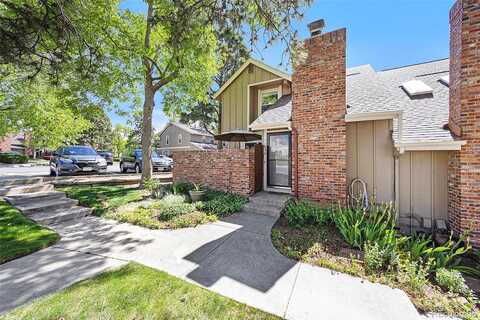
(214, 58), (291, 99)
(249, 121), (291, 131)
(157, 122), (212, 138)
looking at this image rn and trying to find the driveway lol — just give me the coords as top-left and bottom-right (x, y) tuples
(0, 163), (121, 180)
(0, 212), (421, 320)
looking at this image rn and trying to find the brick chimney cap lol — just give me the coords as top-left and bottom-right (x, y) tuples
(308, 19), (325, 36)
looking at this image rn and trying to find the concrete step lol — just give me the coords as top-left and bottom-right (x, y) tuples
(244, 201), (284, 212)
(5, 191), (65, 206)
(17, 198), (78, 216)
(0, 177), (44, 188)
(242, 203), (282, 217)
(249, 192), (290, 207)
(29, 206), (92, 225)
(0, 183), (54, 196)
(248, 197), (287, 208)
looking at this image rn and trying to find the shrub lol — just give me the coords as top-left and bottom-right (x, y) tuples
(203, 191), (247, 217)
(398, 259), (430, 294)
(402, 232), (471, 274)
(143, 179), (168, 199)
(332, 203), (397, 249)
(364, 240), (399, 273)
(283, 199), (331, 227)
(151, 195), (196, 221)
(401, 233), (433, 263)
(0, 152), (28, 164)
(436, 268), (469, 295)
(171, 181), (193, 195)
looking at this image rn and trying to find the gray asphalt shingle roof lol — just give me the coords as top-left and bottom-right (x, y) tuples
(250, 94), (292, 128)
(250, 58), (452, 145)
(347, 58), (452, 144)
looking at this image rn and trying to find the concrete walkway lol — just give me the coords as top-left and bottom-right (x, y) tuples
(0, 212), (422, 320)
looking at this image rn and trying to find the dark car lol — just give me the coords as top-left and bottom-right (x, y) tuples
(97, 150), (114, 165)
(120, 149), (171, 173)
(50, 146), (108, 176)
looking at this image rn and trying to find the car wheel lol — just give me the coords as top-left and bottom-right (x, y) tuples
(135, 164), (141, 174)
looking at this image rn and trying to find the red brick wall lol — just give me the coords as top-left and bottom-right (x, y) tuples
(291, 28), (347, 205)
(172, 148), (256, 197)
(0, 136), (13, 152)
(448, 0), (480, 246)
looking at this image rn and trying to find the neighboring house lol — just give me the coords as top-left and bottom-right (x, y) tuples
(156, 122), (216, 156)
(175, 0), (479, 246)
(0, 133), (28, 155)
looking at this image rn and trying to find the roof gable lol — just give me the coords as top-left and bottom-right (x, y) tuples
(157, 122), (212, 138)
(214, 58), (291, 99)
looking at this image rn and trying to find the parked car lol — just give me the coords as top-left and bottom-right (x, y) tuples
(158, 155), (173, 171)
(50, 146), (107, 176)
(96, 150), (114, 165)
(120, 149), (171, 173)
(42, 152), (53, 161)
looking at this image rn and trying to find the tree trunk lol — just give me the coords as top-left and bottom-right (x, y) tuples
(141, 82), (155, 182)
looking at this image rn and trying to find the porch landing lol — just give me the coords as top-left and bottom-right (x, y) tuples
(242, 191), (291, 217)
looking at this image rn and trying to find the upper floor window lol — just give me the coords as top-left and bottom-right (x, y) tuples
(178, 134), (183, 144)
(259, 88), (280, 114)
(165, 135), (170, 145)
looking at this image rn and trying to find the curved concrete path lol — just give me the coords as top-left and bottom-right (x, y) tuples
(0, 212), (423, 319)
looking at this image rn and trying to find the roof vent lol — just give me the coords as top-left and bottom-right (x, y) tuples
(308, 19), (325, 37)
(401, 80), (433, 96)
(439, 75), (449, 86)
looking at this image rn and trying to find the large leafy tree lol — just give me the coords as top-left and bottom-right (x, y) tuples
(77, 106), (113, 150)
(0, 0), (130, 80)
(178, 38), (249, 134)
(114, 0), (310, 182)
(111, 124), (130, 158)
(0, 70), (91, 151)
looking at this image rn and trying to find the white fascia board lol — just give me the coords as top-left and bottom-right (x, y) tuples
(394, 140), (466, 151)
(249, 121), (291, 131)
(345, 111), (402, 122)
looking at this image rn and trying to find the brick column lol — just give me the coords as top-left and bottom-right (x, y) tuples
(292, 28), (347, 205)
(448, 0), (480, 246)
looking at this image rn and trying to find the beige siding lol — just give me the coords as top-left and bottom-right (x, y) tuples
(219, 64), (280, 133)
(399, 151), (449, 225)
(347, 120), (449, 227)
(346, 120), (395, 203)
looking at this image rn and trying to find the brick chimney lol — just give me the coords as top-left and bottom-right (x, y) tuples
(448, 0), (480, 246)
(291, 24), (347, 205)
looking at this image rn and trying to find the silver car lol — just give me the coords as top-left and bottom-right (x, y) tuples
(50, 146), (108, 176)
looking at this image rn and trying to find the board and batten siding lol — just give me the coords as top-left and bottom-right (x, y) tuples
(347, 119), (450, 227)
(398, 151), (449, 225)
(347, 120), (395, 203)
(219, 64), (280, 133)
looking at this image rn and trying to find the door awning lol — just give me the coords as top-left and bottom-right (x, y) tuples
(214, 130), (262, 142)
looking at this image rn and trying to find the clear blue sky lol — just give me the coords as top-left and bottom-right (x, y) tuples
(109, 0), (455, 130)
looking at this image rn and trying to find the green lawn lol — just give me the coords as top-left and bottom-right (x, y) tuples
(59, 185), (144, 215)
(0, 200), (59, 264)
(1, 262), (279, 320)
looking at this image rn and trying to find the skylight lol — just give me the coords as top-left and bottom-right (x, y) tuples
(439, 75), (450, 86)
(401, 80), (433, 96)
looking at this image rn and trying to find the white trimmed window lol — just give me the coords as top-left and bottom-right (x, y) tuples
(165, 135), (170, 145)
(178, 134), (183, 144)
(258, 87), (280, 114)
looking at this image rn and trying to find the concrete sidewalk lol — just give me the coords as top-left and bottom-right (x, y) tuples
(0, 213), (422, 320)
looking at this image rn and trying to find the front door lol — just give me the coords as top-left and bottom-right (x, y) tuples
(267, 132), (291, 188)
